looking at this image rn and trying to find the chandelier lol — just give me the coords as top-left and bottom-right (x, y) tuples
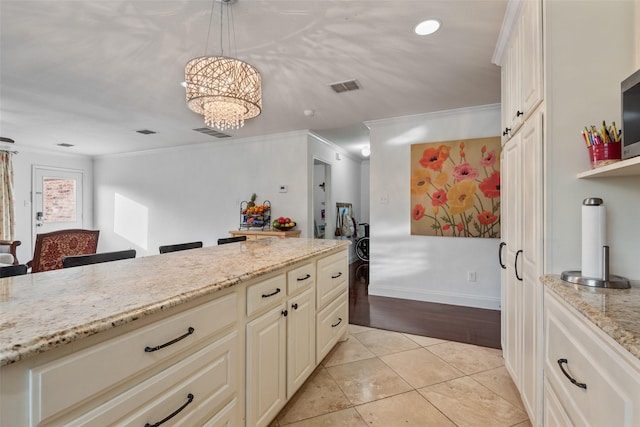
(185, 0), (261, 131)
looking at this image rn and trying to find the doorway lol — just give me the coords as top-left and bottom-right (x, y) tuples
(312, 159), (330, 239)
(32, 166), (84, 245)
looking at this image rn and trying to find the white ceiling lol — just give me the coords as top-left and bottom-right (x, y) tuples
(0, 0), (506, 160)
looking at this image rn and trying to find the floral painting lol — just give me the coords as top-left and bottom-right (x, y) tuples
(410, 136), (501, 238)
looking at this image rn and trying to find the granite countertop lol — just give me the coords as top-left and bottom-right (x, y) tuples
(541, 274), (640, 360)
(0, 238), (350, 366)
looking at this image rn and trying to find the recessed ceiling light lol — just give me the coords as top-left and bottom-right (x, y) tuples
(415, 19), (440, 36)
(361, 146), (371, 157)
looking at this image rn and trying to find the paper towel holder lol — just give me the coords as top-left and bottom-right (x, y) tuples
(561, 246), (630, 289)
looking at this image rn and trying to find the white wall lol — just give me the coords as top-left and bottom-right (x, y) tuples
(94, 131), (309, 256)
(544, 0), (640, 279)
(366, 104), (502, 309)
(4, 146), (94, 263)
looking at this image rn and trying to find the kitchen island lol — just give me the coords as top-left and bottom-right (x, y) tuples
(1, 238), (350, 426)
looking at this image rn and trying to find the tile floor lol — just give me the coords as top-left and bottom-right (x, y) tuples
(272, 324), (532, 427)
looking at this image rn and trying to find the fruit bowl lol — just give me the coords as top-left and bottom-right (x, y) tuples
(273, 222), (296, 231)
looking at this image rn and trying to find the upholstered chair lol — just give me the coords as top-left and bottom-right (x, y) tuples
(0, 240), (21, 265)
(28, 230), (99, 273)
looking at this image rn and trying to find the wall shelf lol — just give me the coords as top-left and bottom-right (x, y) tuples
(577, 156), (640, 178)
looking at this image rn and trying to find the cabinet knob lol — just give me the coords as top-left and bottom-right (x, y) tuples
(281, 309), (288, 317)
(516, 110), (524, 117)
(502, 127), (511, 136)
(292, 303), (299, 310)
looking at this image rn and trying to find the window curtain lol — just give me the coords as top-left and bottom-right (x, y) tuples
(0, 151), (15, 240)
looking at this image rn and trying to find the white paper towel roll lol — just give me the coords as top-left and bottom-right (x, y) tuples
(582, 202), (606, 278)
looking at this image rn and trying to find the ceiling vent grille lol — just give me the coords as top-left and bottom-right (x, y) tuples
(329, 79), (360, 93)
(136, 129), (156, 135)
(193, 127), (232, 138)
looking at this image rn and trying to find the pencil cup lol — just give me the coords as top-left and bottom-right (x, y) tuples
(588, 142), (621, 169)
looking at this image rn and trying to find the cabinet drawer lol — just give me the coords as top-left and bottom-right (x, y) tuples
(543, 379), (573, 427)
(30, 293), (237, 425)
(247, 274), (286, 317)
(68, 331), (238, 426)
(316, 290), (348, 362)
(316, 251), (348, 309)
(287, 262), (314, 295)
(544, 292), (640, 427)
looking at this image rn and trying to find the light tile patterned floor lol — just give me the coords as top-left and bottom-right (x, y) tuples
(272, 324), (532, 427)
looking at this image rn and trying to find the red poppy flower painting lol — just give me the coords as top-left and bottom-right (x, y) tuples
(410, 136), (501, 238)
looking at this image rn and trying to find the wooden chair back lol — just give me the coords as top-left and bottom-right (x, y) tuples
(62, 249), (136, 268)
(158, 241), (203, 254)
(0, 264), (28, 278)
(30, 229), (99, 273)
(217, 236), (247, 245)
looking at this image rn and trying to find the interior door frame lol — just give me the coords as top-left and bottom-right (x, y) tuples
(311, 158), (331, 239)
(31, 165), (85, 248)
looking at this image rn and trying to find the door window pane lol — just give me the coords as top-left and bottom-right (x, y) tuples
(43, 178), (77, 222)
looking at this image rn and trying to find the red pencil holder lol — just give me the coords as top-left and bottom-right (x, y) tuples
(588, 142), (621, 169)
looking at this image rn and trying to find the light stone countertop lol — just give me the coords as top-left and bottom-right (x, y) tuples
(541, 274), (640, 360)
(0, 238), (350, 366)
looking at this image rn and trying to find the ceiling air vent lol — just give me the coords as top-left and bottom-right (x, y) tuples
(193, 127), (232, 138)
(329, 79), (360, 93)
(136, 129), (156, 135)
(57, 143), (74, 147)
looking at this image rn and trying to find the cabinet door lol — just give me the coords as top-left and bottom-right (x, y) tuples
(520, 111), (543, 423)
(246, 304), (287, 427)
(501, 131), (522, 386)
(287, 287), (315, 399)
(520, 0), (543, 118)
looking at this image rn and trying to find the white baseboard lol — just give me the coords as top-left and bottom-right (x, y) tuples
(368, 284), (500, 310)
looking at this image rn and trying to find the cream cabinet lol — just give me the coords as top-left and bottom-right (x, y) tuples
(500, 0), (543, 144)
(544, 289), (640, 426)
(1, 292), (241, 426)
(0, 247), (348, 427)
(500, 110), (544, 426)
(245, 263), (319, 427)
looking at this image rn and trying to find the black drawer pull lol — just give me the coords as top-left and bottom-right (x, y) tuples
(331, 317), (342, 328)
(282, 309), (288, 317)
(292, 303), (299, 310)
(498, 242), (506, 269)
(514, 249), (523, 281)
(145, 393), (194, 427)
(262, 288), (281, 298)
(557, 359), (587, 390)
(144, 327), (195, 353)
(297, 274), (311, 281)
(331, 272), (342, 279)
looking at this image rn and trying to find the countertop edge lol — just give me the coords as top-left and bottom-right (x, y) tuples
(541, 274), (640, 361)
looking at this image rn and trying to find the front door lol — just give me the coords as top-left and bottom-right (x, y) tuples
(32, 166), (84, 244)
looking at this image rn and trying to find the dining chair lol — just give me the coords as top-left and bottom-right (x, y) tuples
(28, 229), (100, 273)
(62, 249), (137, 268)
(158, 241), (203, 254)
(0, 239), (21, 265)
(0, 264), (28, 278)
(217, 236), (247, 245)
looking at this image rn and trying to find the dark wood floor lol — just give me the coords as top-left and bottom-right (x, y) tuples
(348, 261), (502, 349)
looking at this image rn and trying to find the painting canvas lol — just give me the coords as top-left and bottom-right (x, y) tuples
(410, 136), (501, 238)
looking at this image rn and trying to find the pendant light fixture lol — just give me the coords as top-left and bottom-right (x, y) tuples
(185, 0), (262, 131)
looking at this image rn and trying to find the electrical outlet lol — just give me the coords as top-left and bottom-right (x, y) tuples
(379, 194), (389, 204)
(467, 271), (477, 282)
